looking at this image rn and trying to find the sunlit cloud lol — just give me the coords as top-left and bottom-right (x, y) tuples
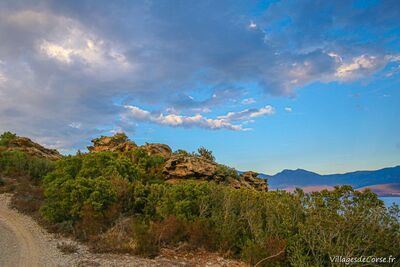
(123, 105), (254, 131)
(248, 21), (257, 29)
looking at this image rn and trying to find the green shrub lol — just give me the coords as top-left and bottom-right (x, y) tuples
(216, 164), (240, 181)
(197, 146), (215, 162)
(173, 149), (191, 156)
(0, 150), (55, 179)
(0, 131), (17, 146)
(287, 187), (400, 266)
(132, 219), (159, 257)
(41, 176), (117, 223)
(241, 237), (287, 266)
(159, 182), (212, 220)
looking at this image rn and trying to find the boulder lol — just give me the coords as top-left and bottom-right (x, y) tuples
(88, 133), (137, 153)
(141, 143), (172, 159)
(163, 155), (268, 191)
(163, 154), (220, 180)
(7, 137), (62, 160)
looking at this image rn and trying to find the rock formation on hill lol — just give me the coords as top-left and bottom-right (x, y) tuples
(87, 133), (137, 152)
(163, 154), (221, 181)
(5, 137), (62, 160)
(163, 154), (268, 191)
(141, 143), (172, 159)
(87, 134), (173, 159)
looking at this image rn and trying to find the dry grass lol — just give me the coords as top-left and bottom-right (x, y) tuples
(90, 217), (136, 253)
(57, 241), (78, 254)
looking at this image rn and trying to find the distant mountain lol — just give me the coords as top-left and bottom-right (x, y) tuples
(257, 165), (400, 196)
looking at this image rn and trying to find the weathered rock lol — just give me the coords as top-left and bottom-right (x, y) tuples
(6, 137), (62, 160)
(163, 154), (221, 180)
(141, 143), (172, 159)
(87, 133), (137, 153)
(238, 171), (268, 191)
(163, 155), (268, 191)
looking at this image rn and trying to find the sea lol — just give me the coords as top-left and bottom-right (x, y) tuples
(380, 197), (400, 208)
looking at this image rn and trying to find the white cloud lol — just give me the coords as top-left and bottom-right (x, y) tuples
(123, 105), (273, 131)
(248, 21), (257, 29)
(218, 105), (275, 121)
(30, 11), (132, 78)
(335, 55), (377, 78)
(68, 122), (82, 129)
(241, 98), (256, 105)
(282, 52), (400, 91)
(40, 41), (74, 64)
(285, 107), (292, 112)
(327, 52), (343, 63)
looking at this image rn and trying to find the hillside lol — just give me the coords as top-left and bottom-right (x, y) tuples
(0, 132), (61, 160)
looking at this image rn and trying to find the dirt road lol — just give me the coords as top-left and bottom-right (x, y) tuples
(0, 194), (68, 267)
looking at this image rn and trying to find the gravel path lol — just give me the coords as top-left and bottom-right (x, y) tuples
(0, 194), (72, 266)
(0, 193), (246, 267)
(0, 221), (20, 267)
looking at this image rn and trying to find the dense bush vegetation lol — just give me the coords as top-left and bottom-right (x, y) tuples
(0, 132), (55, 180)
(1, 132), (399, 266)
(38, 150), (400, 265)
(0, 150), (56, 180)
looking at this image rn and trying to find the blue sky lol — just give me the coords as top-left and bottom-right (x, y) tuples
(0, 0), (399, 174)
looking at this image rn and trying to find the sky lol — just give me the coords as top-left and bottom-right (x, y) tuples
(0, 0), (399, 174)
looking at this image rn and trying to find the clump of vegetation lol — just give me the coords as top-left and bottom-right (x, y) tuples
(216, 164), (239, 181)
(173, 146), (216, 162)
(0, 131), (17, 146)
(173, 149), (191, 156)
(0, 150), (56, 180)
(196, 146), (215, 162)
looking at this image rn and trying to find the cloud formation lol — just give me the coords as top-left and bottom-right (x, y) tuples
(217, 106), (274, 121)
(123, 105), (274, 131)
(0, 0), (399, 150)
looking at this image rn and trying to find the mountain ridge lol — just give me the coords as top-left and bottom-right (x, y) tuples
(257, 165), (400, 196)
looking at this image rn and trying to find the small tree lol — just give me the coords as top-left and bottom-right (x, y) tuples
(197, 147), (215, 162)
(0, 131), (17, 146)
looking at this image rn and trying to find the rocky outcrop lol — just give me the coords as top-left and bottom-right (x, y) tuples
(163, 155), (268, 191)
(87, 133), (137, 153)
(237, 171), (268, 191)
(163, 154), (222, 181)
(6, 137), (62, 160)
(140, 143), (172, 159)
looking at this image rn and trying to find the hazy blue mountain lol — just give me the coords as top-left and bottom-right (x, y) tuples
(257, 165), (400, 196)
